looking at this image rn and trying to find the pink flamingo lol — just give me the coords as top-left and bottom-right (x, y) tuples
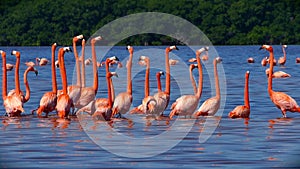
(265, 68), (291, 78)
(152, 46), (178, 116)
(1, 50), (23, 116)
(56, 47), (73, 119)
(247, 57), (255, 63)
(112, 46), (134, 117)
(278, 45), (287, 66)
(130, 56), (157, 115)
(36, 57), (49, 66)
(33, 43), (58, 117)
(169, 47), (207, 119)
(194, 57), (222, 117)
(228, 71), (250, 118)
(261, 57), (268, 66)
(260, 45), (300, 118)
(6, 63), (14, 71)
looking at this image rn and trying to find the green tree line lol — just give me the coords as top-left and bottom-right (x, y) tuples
(0, 0), (300, 46)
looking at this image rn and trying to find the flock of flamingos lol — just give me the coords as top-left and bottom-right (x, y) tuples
(1, 34), (300, 122)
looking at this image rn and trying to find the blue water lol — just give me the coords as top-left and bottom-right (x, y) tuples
(1, 45), (300, 168)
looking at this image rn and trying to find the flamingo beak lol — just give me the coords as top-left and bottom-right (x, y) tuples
(34, 69), (38, 76)
(259, 47), (264, 50)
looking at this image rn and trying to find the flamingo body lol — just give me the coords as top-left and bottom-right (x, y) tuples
(229, 105), (250, 118)
(169, 95), (198, 118)
(36, 92), (57, 116)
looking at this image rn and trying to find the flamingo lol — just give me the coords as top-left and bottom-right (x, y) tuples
(156, 71), (164, 92)
(36, 57), (49, 66)
(1, 50), (23, 117)
(56, 47), (73, 119)
(169, 47), (207, 119)
(25, 61), (36, 67)
(6, 63), (14, 71)
(76, 56), (119, 115)
(296, 57), (300, 63)
(278, 45), (287, 66)
(112, 46), (134, 117)
(202, 50), (209, 61)
(33, 43), (58, 117)
(130, 56), (157, 115)
(259, 45), (300, 118)
(151, 45), (178, 117)
(9, 50), (24, 101)
(92, 71), (118, 121)
(189, 64), (198, 94)
(194, 57), (222, 117)
(188, 58), (197, 62)
(169, 59), (179, 65)
(247, 57), (255, 63)
(265, 68), (291, 78)
(261, 57), (268, 66)
(74, 36), (102, 110)
(228, 71), (250, 118)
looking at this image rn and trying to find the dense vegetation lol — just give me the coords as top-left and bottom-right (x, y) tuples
(1, 0), (300, 46)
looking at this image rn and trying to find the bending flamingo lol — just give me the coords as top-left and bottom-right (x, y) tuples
(265, 68), (291, 78)
(152, 46), (178, 116)
(228, 71), (250, 118)
(33, 43), (58, 117)
(36, 57), (49, 66)
(56, 47), (73, 119)
(169, 47), (207, 119)
(112, 46), (134, 117)
(130, 56), (157, 115)
(1, 50), (23, 116)
(278, 45), (287, 66)
(260, 45), (300, 118)
(194, 57), (222, 117)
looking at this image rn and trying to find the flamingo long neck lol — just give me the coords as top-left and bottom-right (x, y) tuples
(214, 59), (220, 99)
(15, 54), (21, 95)
(110, 77), (115, 101)
(73, 38), (81, 87)
(59, 50), (68, 94)
(2, 52), (7, 100)
(51, 44), (57, 94)
(156, 73), (162, 92)
(145, 60), (150, 97)
(244, 73), (250, 108)
(127, 52), (133, 95)
(268, 50), (274, 95)
(196, 52), (203, 99)
(107, 74), (112, 108)
(282, 46), (286, 61)
(165, 50), (170, 95)
(189, 66), (197, 95)
(92, 41), (98, 94)
(23, 68), (31, 103)
(81, 40), (86, 88)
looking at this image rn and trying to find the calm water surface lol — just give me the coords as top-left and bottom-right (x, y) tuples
(1, 46), (300, 168)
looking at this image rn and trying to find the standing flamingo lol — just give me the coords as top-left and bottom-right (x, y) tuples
(156, 71), (164, 92)
(278, 45), (287, 66)
(1, 50), (23, 116)
(260, 45), (300, 118)
(169, 47), (207, 119)
(228, 71), (250, 118)
(75, 36), (102, 110)
(130, 56), (157, 115)
(194, 57), (222, 117)
(33, 43), (58, 117)
(36, 57), (49, 66)
(56, 47), (73, 119)
(112, 46), (134, 117)
(152, 46), (178, 117)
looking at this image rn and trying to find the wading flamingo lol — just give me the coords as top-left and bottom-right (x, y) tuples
(194, 57), (222, 117)
(74, 36), (102, 110)
(6, 63), (14, 71)
(56, 47), (73, 119)
(156, 71), (164, 92)
(247, 57), (255, 63)
(1, 50), (23, 117)
(36, 57), (49, 66)
(261, 57), (268, 66)
(260, 45), (300, 118)
(33, 43), (58, 117)
(228, 71), (250, 118)
(169, 47), (207, 119)
(265, 68), (291, 78)
(112, 46), (134, 117)
(152, 46), (178, 117)
(76, 56), (119, 115)
(278, 45), (287, 66)
(130, 56), (157, 115)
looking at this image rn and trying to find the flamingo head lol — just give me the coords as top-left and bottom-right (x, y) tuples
(107, 72), (118, 78)
(0, 50), (5, 57)
(73, 34), (84, 42)
(11, 50), (20, 57)
(158, 71), (164, 76)
(138, 56), (149, 66)
(167, 45), (179, 52)
(265, 68), (270, 76)
(283, 45), (287, 48)
(126, 45), (134, 53)
(259, 45), (273, 52)
(108, 56), (119, 62)
(215, 57), (222, 63)
(28, 66), (38, 76)
(190, 64), (198, 70)
(196, 46), (209, 55)
(63, 47), (72, 53)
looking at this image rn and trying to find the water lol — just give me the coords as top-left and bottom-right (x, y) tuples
(1, 45), (300, 168)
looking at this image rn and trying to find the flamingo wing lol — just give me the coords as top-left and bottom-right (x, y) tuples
(171, 95), (199, 116)
(112, 92), (132, 115)
(228, 105), (250, 118)
(39, 92), (57, 112)
(196, 97), (220, 116)
(271, 91), (299, 111)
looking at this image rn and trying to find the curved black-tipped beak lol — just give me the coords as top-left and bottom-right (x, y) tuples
(259, 47), (263, 50)
(68, 48), (73, 53)
(175, 46), (179, 50)
(160, 71), (165, 76)
(34, 70), (38, 76)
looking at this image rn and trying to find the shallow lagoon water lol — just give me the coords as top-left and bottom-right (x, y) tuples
(1, 45), (300, 168)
